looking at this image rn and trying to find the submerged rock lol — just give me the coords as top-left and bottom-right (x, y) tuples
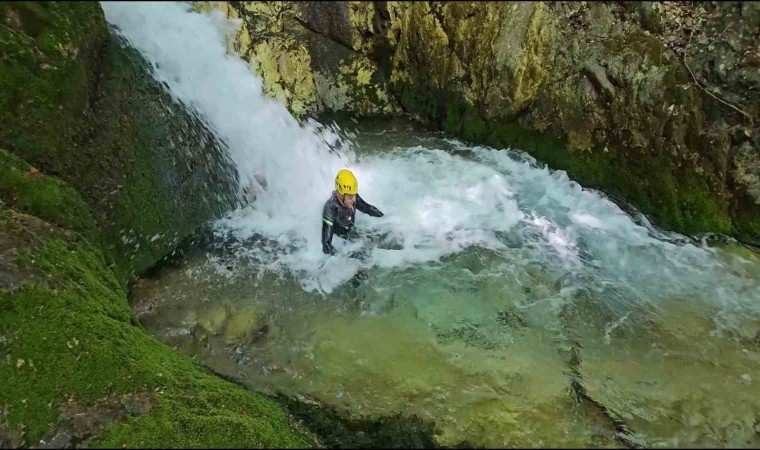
(197, 304), (230, 337)
(131, 251), (623, 448)
(223, 305), (261, 345)
(563, 295), (760, 447)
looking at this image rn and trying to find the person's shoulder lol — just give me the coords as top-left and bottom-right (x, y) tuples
(324, 190), (338, 205)
(323, 191), (339, 214)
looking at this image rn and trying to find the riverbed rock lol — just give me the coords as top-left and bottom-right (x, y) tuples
(223, 305), (260, 345)
(563, 295), (760, 447)
(197, 304), (230, 336)
(263, 310), (620, 447)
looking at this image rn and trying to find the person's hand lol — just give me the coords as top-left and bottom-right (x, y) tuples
(367, 205), (384, 217)
(323, 242), (336, 255)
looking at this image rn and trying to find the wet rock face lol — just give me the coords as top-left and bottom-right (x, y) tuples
(0, 3), (239, 283)
(198, 1), (758, 242)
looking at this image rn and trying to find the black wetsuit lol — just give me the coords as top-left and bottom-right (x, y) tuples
(321, 190), (383, 255)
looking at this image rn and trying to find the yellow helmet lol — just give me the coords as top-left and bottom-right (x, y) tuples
(335, 169), (358, 195)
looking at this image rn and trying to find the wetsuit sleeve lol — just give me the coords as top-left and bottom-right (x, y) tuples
(356, 194), (384, 217)
(322, 201), (337, 254)
(321, 221), (335, 254)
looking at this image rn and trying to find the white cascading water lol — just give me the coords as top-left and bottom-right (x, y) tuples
(101, 2), (759, 327)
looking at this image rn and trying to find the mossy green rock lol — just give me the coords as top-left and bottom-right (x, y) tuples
(0, 211), (314, 447)
(1, 2), (239, 283)
(0, 149), (98, 244)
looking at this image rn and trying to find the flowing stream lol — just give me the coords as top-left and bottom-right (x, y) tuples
(103, 2), (760, 447)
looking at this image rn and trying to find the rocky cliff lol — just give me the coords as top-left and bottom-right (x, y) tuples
(1, 3), (314, 447)
(200, 1), (759, 243)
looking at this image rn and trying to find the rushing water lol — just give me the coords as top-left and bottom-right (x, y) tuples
(103, 2), (760, 447)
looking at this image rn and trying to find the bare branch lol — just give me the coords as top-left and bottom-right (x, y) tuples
(682, 17), (753, 124)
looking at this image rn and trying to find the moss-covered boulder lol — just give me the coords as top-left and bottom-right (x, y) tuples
(0, 209), (315, 448)
(1, 2), (239, 283)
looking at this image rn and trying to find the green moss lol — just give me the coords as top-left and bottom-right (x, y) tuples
(735, 219), (760, 245)
(93, 376), (313, 448)
(444, 97), (464, 135)
(0, 149), (99, 242)
(676, 175), (732, 233)
(731, 203), (760, 245)
(0, 2), (106, 166)
(398, 83), (439, 125)
(0, 218), (314, 447)
(442, 93), (496, 144)
(461, 103), (489, 143)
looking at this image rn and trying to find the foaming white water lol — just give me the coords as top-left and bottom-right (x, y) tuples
(101, 1), (529, 292)
(102, 1), (354, 259)
(102, 2), (760, 322)
(213, 147), (527, 292)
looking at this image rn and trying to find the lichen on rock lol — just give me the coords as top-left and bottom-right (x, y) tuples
(194, 1), (400, 117)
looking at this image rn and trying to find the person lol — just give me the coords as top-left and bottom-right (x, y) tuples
(321, 169), (384, 255)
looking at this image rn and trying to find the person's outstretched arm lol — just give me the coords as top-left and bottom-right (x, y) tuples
(356, 194), (383, 217)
